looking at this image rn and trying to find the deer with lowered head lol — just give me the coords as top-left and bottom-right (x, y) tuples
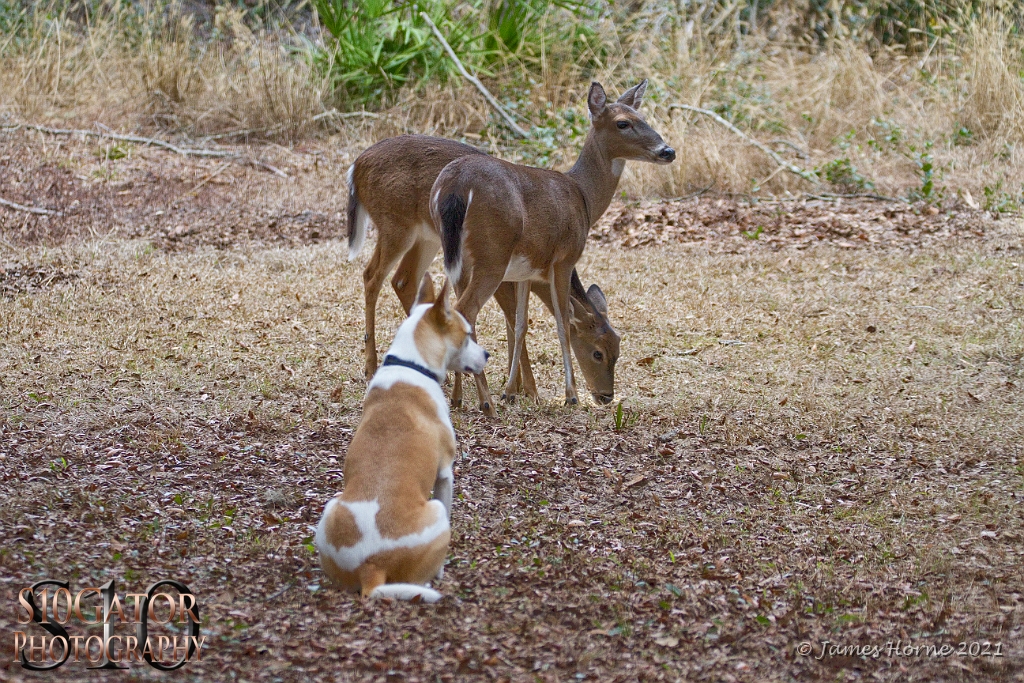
(346, 134), (619, 406)
(431, 80), (675, 415)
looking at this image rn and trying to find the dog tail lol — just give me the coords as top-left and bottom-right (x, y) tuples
(370, 583), (442, 603)
(438, 192), (468, 285)
(346, 163), (370, 261)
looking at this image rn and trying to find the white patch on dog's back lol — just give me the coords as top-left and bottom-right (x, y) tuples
(315, 498), (449, 572)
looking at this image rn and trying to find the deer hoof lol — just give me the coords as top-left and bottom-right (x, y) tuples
(500, 393), (517, 403)
(565, 397), (578, 406)
(481, 402), (497, 417)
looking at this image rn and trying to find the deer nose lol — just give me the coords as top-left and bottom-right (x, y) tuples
(594, 392), (614, 405)
(484, 350), (491, 361)
(657, 146), (676, 162)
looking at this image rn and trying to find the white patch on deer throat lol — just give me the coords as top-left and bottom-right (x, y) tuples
(315, 498), (449, 572)
(503, 255), (541, 281)
(611, 159), (625, 178)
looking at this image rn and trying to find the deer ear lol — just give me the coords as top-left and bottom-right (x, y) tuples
(616, 79), (648, 110)
(568, 295), (593, 326)
(414, 273), (435, 307)
(588, 82), (608, 119)
(587, 284), (608, 315)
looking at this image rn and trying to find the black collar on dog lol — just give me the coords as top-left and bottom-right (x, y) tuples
(381, 355), (442, 383)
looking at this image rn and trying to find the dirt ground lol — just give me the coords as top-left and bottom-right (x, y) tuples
(1, 130), (1023, 682)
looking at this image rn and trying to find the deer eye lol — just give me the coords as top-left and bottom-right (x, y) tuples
(616, 120), (630, 130)
(593, 350), (604, 361)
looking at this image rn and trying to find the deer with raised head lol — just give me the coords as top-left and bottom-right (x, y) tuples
(346, 134), (619, 405)
(432, 80), (674, 415)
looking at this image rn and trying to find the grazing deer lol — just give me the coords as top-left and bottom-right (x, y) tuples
(432, 80), (674, 414)
(346, 135), (620, 404)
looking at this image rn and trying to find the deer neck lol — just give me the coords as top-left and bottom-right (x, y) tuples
(566, 132), (624, 228)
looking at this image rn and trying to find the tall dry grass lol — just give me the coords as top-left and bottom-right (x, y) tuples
(0, 3), (324, 138)
(2, 2), (1024, 203)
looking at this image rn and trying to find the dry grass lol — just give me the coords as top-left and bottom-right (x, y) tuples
(0, 3), (324, 139)
(1, 134), (1023, 680)
(3, 5), (1024, 205)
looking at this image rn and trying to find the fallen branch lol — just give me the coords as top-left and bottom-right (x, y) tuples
(0, 196), (64, 217)
(420, 12), (529, 139)
(668, 104), (819, 184)
(313, 109), (380, 122)
(20, 123), (289, 178)
(23, 123), (234, 158)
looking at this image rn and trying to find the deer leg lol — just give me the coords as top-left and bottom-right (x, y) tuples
(549, 265), (579, 406)
(495, 282), (540, 401)
(518, 339), (539, 401)
(363, 228), (414, 378)
(392, 233), (441, 315)
(452, 372), (464, 410)
(455, 267), (505, 417)
(502, 281), (530, 401)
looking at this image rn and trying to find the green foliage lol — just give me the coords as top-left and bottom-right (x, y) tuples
(612, 402), (640, 431)
(308, 0), (477, 106)
(483, 0), (605, 72)
(906, 142), (941, 203)
(816, 157), (874, 193)
(742, 225), (764, 240)
(982, 180), (1020, 213)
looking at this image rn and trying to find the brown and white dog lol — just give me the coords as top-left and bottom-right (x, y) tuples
(315, 275), (488, 602)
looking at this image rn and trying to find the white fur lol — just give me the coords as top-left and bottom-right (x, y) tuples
(503, 254), (541, 282)
(315, 498), (449, 573)
(347, 164), (371, 261)
(367, 303), (486, 435)
(446, 258), (462, 288)
(370, 583), (442, 603)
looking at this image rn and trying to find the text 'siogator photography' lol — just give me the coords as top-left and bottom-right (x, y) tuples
(1, 0), (1021, 681)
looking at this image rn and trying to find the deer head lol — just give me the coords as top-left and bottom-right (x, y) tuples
(587, 80), (675, 165)
(570, 277), (619, 405)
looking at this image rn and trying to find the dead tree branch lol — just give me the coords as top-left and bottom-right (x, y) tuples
(668, 104), (819, 184)
(0, 197), (64, 217)
(420, 12), (529, 139)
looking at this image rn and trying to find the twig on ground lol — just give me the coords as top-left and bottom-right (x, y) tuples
(808, 192), (903, 202)
(313, 109), (380, 122)
(23, 123), (235, 158)
(19, 123), (290, 178)
(420, 12), (529, 139)
(184, 161), (232, 197)
(668, 104), (819, 184)
(0, 196), (64, 217)
(771, 139), (810, 160)
(667, 181), (716, 201)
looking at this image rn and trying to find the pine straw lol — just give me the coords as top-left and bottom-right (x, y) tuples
(1, 140), (1023, 680)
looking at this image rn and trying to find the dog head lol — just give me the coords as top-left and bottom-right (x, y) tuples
(409, 274), (489, 376)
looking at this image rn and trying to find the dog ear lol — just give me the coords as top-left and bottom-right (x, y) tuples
(414, 273), (436, 307)
(429, 277), (452, 321)
(436, 278), (451, 314)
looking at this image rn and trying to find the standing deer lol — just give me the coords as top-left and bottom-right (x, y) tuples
(432, 80), (674, 414)
(346, 134), (619, 405)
